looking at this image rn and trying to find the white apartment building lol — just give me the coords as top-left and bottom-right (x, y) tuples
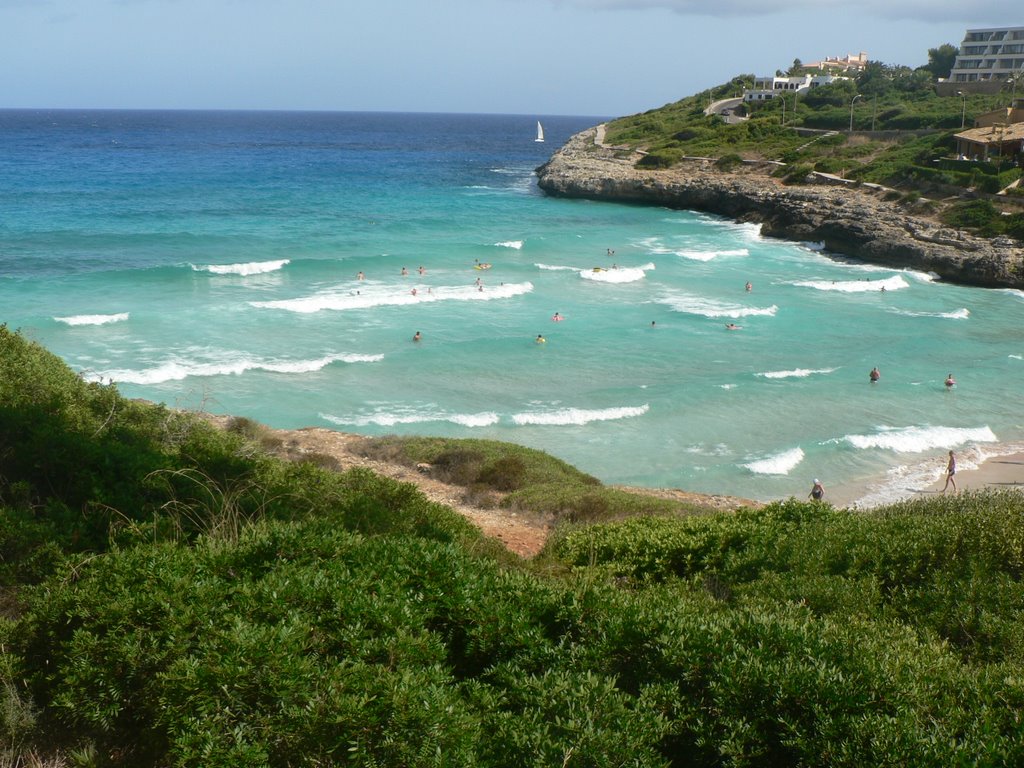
(949, 26), (1024, 83)
(742, 74), (846, 102)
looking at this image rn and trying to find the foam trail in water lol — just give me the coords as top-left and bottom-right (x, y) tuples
(55, 313), (129, 326)
(493, 240), (523, 249)
(192, 259), (290, 276)
(660, 291), (777, 319)
(251, 281), (534, 313)
(88, 352), (381, 385)
(794, 275), (909, 292)
(889, 307), (970, 320)
(675, 248), (749, 262)
(841, 424), (997, 453)
(322, 407), (500, 428)
(757, 368), (837, 379)
(511, 404), (649, 426)
(579, 264), (654, 284)
(743, 446), (805, 475)
(535, 263), (580, 271)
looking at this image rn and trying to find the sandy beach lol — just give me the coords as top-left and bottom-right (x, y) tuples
(920, 450), (1024, 496)
(825, 448), (1024, 509)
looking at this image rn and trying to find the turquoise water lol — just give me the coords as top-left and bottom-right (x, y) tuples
(3, 109), (1023, 506)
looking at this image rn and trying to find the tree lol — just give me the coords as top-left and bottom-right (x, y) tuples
(787, 58), (804, 76)
(856, 61), (896, 97)
(922, 44), (959, 80)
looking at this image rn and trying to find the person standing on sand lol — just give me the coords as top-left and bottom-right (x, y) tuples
(808, 478), (825, 502)
(943, 450), (957, 493)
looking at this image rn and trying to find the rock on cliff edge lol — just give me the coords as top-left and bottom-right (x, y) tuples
(536, 126), (1024, 289)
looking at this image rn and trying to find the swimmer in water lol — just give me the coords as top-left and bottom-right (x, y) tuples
(725, 323), (742, 330)
(401, 267), (408, 276)
(870, 366), (880, 383)
(551, 312), (564, 321)
(745, 281), (752, 292)
(413, 331), (421, 342)
(357, 271), (365, 281)
(535, 334), (546, 344)
(945, 373), (956, 388)
(418, 266), (425, 275)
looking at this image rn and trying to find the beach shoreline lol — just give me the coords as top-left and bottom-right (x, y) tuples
(826, 446), (1024, 509)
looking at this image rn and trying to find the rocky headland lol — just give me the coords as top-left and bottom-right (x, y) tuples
(536, 126), (1024, 289)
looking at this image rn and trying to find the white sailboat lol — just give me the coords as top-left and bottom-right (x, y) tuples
(535, 121), (545, 143)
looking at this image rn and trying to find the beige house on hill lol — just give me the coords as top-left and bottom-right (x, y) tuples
(954, 122), (1024, 163)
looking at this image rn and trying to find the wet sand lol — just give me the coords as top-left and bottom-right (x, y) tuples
(920, 451), (1024, 497)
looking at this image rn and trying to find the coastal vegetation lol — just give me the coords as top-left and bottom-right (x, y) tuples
(4, 326), (1024, 766)
(602, 57), (1024, 241)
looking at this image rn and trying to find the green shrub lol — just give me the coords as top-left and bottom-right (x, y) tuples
(714, 153), (744, 172)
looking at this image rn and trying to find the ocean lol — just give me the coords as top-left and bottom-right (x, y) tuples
(2, 108), (1022, 507)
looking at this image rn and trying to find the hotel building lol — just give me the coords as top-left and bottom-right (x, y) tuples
(949, 26), (1024, 83)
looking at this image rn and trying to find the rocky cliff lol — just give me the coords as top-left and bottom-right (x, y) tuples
(536, 127), (1024, 289)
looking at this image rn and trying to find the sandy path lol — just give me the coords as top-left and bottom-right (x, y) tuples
(201, 417), (758, 559)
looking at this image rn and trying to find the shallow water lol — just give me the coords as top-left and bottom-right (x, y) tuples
(3, 109), (1023, 506)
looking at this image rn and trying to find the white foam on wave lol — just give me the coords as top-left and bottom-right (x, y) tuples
(889, 307), (970, 320)
(660, 291), (777, 319)
(250, 281), (534, 313)
(88, 351), (381, 385)
(840, 424), (998, 453)
(1010, 354), (1023, 360)
(511, 404), (649, 426)
(494, 240), (523, 249)
(55, 313), (129, 326)
(794, 275), (909, 293)
(579, 264), (654, 284)
(803, 241), (826, 252)
(676, 248), (749, 262)
(757, 367), (837, 380)
(322, 407), (500, 429)
(535, 263), (579, 272)
(193, 259), (290, 276)
(743, 446), (805, 475)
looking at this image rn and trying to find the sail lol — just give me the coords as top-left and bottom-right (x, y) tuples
(535, 121), (545, 143)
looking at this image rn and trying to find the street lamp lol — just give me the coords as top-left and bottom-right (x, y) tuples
(849, 94), (862, 132)
(957, 91), (966, 128)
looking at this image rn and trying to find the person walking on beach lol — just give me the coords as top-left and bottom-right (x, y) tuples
(942, 450), (957, 493)
(808, 478), (825, 502)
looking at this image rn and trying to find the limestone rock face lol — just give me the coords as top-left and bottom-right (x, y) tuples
(536, 128), (1024, 289)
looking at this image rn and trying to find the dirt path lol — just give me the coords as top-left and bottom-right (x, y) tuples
(203, 417), (758, 559)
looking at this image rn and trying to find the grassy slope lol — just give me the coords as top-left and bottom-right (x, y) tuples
(3, 323), (1024, 763)
(601, 78), (1024, 240)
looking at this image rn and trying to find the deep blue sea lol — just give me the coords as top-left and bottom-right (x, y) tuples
(3, 109), (1023, 506)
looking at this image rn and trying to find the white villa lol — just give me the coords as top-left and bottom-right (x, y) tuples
(949, 26), (1024, 83)
(743, 74), (847, 102)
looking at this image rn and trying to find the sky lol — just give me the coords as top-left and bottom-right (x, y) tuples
(1, 0), (1020, 117)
